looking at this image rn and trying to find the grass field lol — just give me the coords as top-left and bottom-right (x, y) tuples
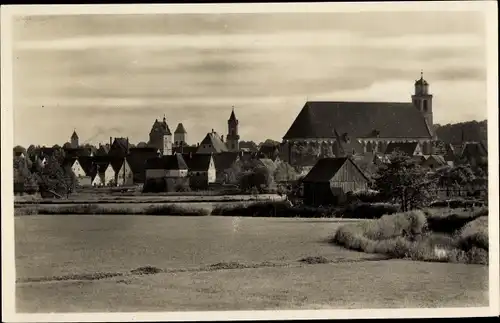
(15, 215), (488, 312)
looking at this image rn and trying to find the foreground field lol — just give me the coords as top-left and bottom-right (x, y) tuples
(15, 215), (488, 311)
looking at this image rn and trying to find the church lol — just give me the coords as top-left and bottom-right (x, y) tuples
(281, 73), (436, 164)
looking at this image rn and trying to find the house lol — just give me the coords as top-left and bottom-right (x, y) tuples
(460, 141), (488, 167)
(62, 157), (91, 187)
(144, 154), (189, 179)
(91, 156), (115, 186)
(111, 157), (134, 186)
(282, 75), (435, 166)
(182, 153), (216, 190)
(127, 147), (159, 183)
(420, 155), (446, 169)
(213, 152), (240, 184)
(196, 130), (229, 154)
(301, 157), (370, 206)
(95, 144), (110, 156)
(108, 137), (130, 157)
(144, 154), (189, 192)
(384, 141), (423, 156)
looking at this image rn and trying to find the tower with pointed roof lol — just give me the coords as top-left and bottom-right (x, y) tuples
(148, 115), (172, 156)
(70, 129), (79, 148)
(226, 107), (240, 152)
(174, 123), (188, 148)
(411, 71), (434, 138)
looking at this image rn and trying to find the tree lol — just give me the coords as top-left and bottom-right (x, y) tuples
(36, 155), (76, 198)
(274, 162), (298, 182)
(374, 151), (437, 211)
(434, 164), (476, 197)
(260, 139), (280, 146)
(26, 145), (37, 158)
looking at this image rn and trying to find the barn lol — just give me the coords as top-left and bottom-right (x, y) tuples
(301, 157), (370, 206)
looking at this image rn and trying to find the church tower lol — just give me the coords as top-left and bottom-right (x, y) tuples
(70, 129), (79, 148)
(148, 115), (172, 155)
(226, 107), (240, 152)
(174, 123), (188, 148)
(411, 71), (434, 136)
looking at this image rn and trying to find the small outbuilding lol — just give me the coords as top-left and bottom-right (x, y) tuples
(301, 157), (370, 206)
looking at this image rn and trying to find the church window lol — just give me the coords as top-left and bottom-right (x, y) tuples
(423, 100), (428, 112)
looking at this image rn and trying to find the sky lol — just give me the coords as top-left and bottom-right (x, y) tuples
(11, 11), (487, 147)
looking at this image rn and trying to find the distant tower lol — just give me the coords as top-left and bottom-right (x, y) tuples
(411, 70), (434, 136)
(174, 123), (188, 147)
(148, 115), (172, 155)
(226, 107), (240, 152)
(70, 129), (79, 148)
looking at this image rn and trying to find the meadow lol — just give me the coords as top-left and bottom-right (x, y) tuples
(15, 215), (489, 312)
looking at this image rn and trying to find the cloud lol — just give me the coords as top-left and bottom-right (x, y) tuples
(11, 12), (488, 147)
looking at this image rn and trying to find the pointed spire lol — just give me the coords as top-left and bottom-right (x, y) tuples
(229, 106), (237, 121)
(71, 129), (78, 139)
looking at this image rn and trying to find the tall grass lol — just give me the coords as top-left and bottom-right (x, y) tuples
(16, 204), (211, 216)
(332, 209), (488, 265)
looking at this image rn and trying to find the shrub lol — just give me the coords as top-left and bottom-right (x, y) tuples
(342, 202), (400, 219)
(211, 201), (340, 218)
(429, 198), (485, 209)
(144, 204), (210, 216)
(425, 207), (488, 234)
(331, 210), (488, 265)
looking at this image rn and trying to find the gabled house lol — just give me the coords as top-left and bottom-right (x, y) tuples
(91, 156), (115, 186)
(144, 153), (190, 192)
(62, 157), (91, 187)
(145, 154), (189, 180)
(421, 155), (447, 170)
(127, 147), (159, 183)
(108, 137), (130, 157)
(182, 153), (216, 190)
(301, 157), (370, 206)
(111, 157), (134, 186)
(460, 141), (488, 167)
(213, 151), (241, 184)
(196, 130), (228, 154)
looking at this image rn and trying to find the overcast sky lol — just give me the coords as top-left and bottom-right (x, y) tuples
(12, 11), (487, 147)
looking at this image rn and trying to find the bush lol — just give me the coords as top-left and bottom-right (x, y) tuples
(144, 204), (210, 216)
(211, 201), (340, 218)
(430, 198), (485, 208)
(20, 203), (211, 216)
(342, 202), (400, 219)
(425, 207), (487, 234)
(332, 209), (488, 265)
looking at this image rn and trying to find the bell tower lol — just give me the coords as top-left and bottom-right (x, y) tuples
(411, 70), (434, 136)
(226, 107), (240, 152)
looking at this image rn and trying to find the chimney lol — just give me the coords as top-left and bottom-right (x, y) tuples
(211, 129), (214, 134)
(221, 135), (224, 142)
(110, 137), (112, 146)
(197, 142), (199, 147)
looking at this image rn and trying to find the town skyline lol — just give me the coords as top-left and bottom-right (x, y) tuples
(12, 11), (487, 147)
